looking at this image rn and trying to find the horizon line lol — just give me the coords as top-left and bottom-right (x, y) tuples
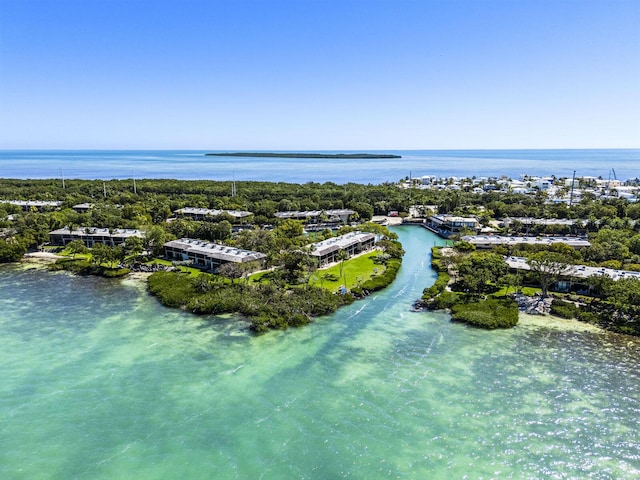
(1, 147), (639, 152)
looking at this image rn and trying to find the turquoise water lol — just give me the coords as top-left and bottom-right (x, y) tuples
(1, 149), (638, 183)
(2, 226), (640, 479)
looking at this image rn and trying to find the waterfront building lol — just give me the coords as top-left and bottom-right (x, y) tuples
(163, 238), (266, 270)
(505, 255), (640, 292)
(49, 227), (144, 247)
(309, 231), (376, 267)
(426, 214), (480, 238)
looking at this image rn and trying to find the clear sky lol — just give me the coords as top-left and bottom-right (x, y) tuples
(0, 0), (638, 150)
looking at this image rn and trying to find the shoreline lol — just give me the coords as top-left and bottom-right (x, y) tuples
(13, 253), (630, 338)
(518, 311), (604, 333)
(22, 251), (62, 263)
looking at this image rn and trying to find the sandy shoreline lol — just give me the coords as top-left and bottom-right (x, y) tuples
(23, 251), (63, 263)
(518, 312), (604, 333)
(21, 252), (152, 283)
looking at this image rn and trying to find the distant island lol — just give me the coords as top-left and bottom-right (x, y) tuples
(205, 152), (402, 159)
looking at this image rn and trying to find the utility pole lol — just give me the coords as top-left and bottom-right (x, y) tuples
(103, 181), (107, 199)
(61, 168), (65, 189)
(133, 173), (137, 195)
(569, 170), (576, 207)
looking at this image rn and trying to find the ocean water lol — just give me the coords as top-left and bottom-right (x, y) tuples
(1, 226), (639, 479)
(0, 149), (638, 184)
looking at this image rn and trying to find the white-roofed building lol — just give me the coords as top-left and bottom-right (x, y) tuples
(274, 209), (355, 224)
(163, 238), (266, 270)
(426, 214), (480, 238)
(1, 200), (63, 211)
(274, 210), (322, 221)
(49, 227), (144, 247)
(174, 207), (253, 221)
(309, 231), (376, 267)
(462, 235), (591, 249)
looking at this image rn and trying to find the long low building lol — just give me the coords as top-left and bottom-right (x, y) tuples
(174, 207), (253, 220)
(309, 231), (376, 267)
(2, 200), (63, 211)
(505, 256), (640, 282)
(426, 215), (480, 238)
(502, 217), (580, 227)
(49, 227), (144, 247)
(164, 238), (266, 270)
(462, 235), (591, 249)
(275, 209), (355, 223)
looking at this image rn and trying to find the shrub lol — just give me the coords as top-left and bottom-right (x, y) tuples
(450, 298), (518, 329)
(576, 310), (599, 324)
(422, 270), (450, 299)
(102, 268), (130, 278)
(427, 291), (463, 310)
(147, 271), (354, 331)
(550, 299), (580, 319)
(359, 258), (401, 292)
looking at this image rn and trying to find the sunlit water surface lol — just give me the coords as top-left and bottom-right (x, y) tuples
(1, 149), (638, 183)
(1, 227), (639, 479)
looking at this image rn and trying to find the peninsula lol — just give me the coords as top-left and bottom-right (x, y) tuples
(205, 152), (402, 159)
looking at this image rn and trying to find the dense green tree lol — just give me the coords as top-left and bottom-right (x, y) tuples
(90, 243), (110, 266)
(144, 225), (171, 257)
(67, 239), (88, 258)
(629, 235), (640, 255)
(0, 238), (26, 262)
(526, 251), (571, 297)
(124, 236), (144, 257)
(454, 252), (508, 295)
(279, 249), (317, 283)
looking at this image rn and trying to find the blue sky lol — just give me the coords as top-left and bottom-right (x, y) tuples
(0, 0), (638, 149)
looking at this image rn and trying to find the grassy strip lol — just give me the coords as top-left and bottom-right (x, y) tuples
(352, 258), (401, 295)
(308, 251), (384, 291)
(492, 286), (541, 297)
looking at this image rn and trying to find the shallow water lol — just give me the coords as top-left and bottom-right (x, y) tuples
(2, 226), (639, 479)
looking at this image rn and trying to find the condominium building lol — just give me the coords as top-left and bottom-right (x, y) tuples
(49, 227), (144, 247)
(309, 231), (376, 267)
(163, 238), (266, 270)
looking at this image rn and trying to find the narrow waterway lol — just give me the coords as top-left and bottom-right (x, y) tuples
(1, 226), (639, 479)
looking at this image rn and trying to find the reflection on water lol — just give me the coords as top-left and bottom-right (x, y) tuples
(1, 227), (639, 479)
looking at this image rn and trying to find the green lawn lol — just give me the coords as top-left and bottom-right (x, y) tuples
(146, 258), (201, 276)
(492, 286), (541, 297)
(309, 251), (385, 292)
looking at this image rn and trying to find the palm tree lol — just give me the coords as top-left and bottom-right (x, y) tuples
(337, 249), (349, 277)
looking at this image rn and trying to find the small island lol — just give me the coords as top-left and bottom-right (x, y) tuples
(205, 152), (401, 159)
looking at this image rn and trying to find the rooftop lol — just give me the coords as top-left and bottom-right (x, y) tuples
(49, 227), (144, 237)
(175, 207), (253, 218)
(505, 256), (640, 281)
(309, 231), (375, 257)
(463, 235), (591, 248)
(165, 238), (266, 263)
